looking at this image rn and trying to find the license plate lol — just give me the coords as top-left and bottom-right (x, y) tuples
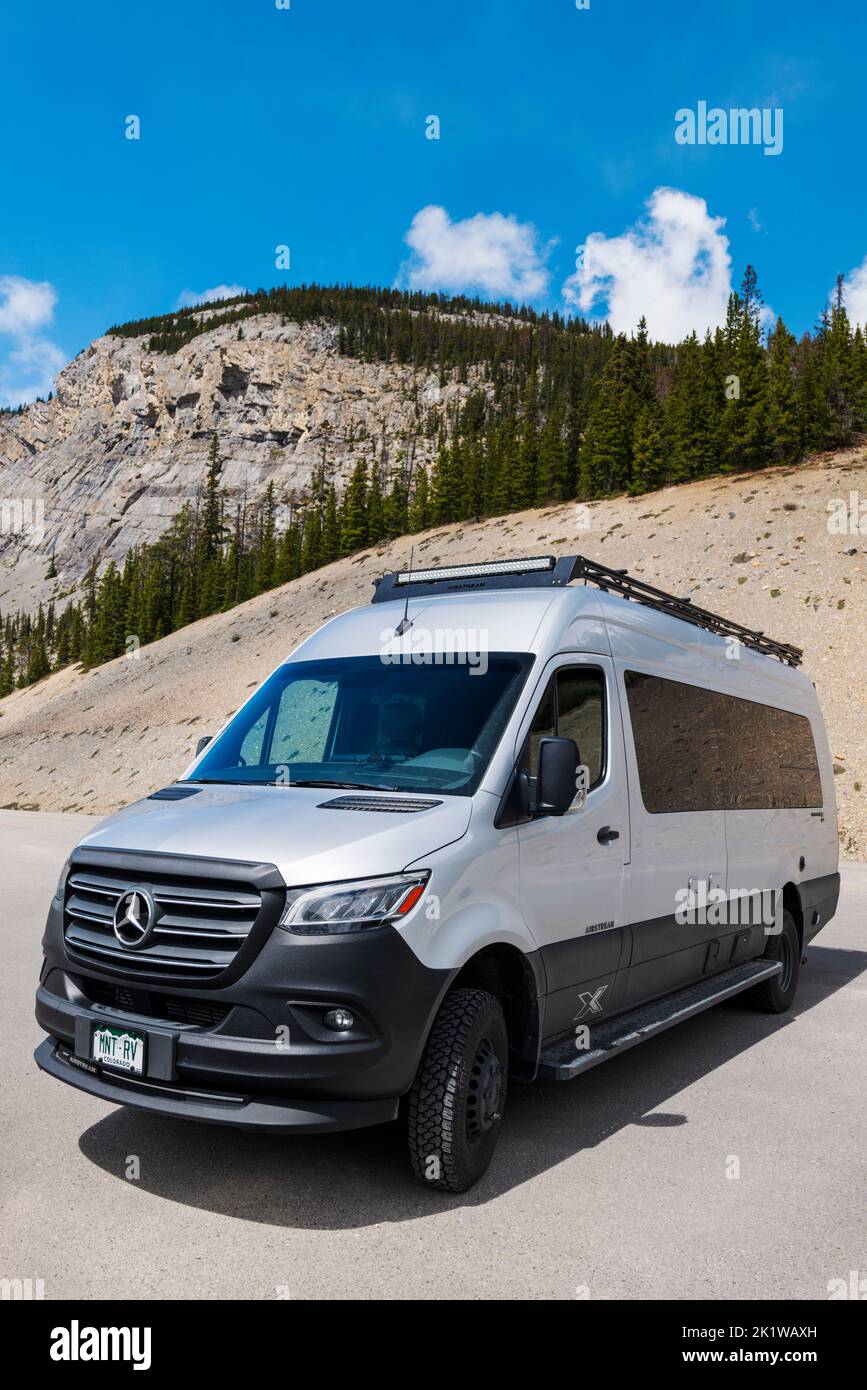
(91, 1023), (146, 1075)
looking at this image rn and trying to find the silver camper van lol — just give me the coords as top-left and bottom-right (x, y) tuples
(35, 555), (840, 1191)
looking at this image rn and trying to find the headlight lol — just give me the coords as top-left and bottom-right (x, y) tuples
(54, 856), (72, 899)
(279, 872), (430, 936)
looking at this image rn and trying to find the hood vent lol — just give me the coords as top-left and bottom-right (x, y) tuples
(148, 785), (203, 801)
(318, 795), (443, 813)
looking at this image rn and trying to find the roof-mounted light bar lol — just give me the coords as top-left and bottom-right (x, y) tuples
(372, 554), (576, 604)
(395, 555), (555, 585)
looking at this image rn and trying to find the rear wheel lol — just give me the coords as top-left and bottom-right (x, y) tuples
(744, 908), (801, 1013)
(407, 987), (507, 1193)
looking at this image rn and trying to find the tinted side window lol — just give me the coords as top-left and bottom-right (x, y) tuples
(773, 707), (822, 808)
(625, 670), (823, 812)
(624, 670), (724, 812)
(520, 667), (605, 786)
(521, 678), (555, 778)
(557, 669), (605, 786)
(719, 694), (822, 809)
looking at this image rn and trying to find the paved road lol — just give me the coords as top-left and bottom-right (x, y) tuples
(1, 810), (865, 1301)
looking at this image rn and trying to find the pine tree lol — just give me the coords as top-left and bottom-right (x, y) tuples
(367, 465), (385, 544)
(822, 278), (857, 445)
(720, 266), (770, 471)
(197, 432), (225, 614)
(511, 372), (540, 509)
(766, 317), (800, 463)
(577, 338), (639, 496)
(853, 326), (867, 427)
(320, 484), (340, 564)
(81, 560), (98, 667)
(630, 402), (665, 494)
(408, 467), (430, 532)
(795, 333), (828, 452)
(255, 483), (277, 592)
(430, 441), (462, 523)
(341, 458), (369, 553)
(536, 404), (570, 503)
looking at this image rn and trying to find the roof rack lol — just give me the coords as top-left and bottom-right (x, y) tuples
(371, 553), (803, 667)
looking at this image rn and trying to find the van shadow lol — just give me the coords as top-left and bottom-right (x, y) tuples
(78, 943), (866, 1225)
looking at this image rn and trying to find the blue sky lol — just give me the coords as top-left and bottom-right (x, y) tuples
(1, 0), (866, 405)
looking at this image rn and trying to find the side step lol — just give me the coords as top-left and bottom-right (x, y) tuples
(538, 959), (782, 1081)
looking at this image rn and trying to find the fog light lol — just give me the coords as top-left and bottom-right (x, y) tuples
(324, 1008), (354, 1032)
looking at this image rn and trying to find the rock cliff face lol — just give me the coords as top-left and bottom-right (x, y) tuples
(0, 312), (467, 614)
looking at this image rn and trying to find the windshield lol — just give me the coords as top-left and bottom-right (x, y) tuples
(189, 653), (534, 795)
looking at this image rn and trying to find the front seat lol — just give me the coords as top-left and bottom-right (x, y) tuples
(378, 699), (423, 758)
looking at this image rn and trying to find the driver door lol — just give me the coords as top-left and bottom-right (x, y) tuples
(516, 657), (631, 1039)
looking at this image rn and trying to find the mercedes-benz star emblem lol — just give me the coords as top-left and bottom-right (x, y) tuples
(113, 888), (157, 949)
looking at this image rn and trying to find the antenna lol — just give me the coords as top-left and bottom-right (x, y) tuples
(394, 544), (414, 636)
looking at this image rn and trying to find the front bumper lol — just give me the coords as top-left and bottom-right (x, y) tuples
(36, 880), (453, 1131)
(34, 1038), (398, 1132)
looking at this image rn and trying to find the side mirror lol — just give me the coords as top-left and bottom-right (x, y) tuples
(195, 735), (212, 757)
(535, 737), (580, 816)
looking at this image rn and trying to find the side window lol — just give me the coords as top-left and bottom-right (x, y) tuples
(720, 693), (822, 809)
(774, 709), (823, 808)
(520, 666), (606, 786)
(521, 677), (556, 778)
(625, 670), (823, 813)
(624, 670), (725, 813)
(557, 669), (605, 787)
(718, 693), (774, 809)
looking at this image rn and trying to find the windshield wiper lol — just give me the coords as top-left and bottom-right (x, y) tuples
(286, 778), (400, 792)
(187, 778), (247, 785)
(187, 776), (401, 791)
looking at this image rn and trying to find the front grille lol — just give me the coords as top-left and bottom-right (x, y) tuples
(64, 866), (263, 980)
(81, 977), (230, 1027)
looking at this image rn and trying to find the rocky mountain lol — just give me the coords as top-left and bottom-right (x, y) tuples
(0, 310), (471, 616)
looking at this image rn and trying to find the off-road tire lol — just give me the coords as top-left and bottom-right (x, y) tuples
(407, 987), (508, 1193)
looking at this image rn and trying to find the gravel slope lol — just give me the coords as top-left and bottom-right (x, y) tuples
(0, 445), (864, 854)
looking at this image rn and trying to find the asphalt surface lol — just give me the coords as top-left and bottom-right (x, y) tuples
(1, 809), (865, 1301)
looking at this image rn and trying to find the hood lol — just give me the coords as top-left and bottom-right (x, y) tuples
(76, 784), (472, 884)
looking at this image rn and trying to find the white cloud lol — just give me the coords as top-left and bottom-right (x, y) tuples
(562, 187), (736, 340)
(175, 284), (248, 309)
(0, 275), (66, 407)
(837, 256), (867, 329)
(398, 205), (551, 302)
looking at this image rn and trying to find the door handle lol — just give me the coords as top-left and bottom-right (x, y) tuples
(597, 826), (620, 844)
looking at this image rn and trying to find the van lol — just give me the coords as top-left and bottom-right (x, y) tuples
(34, 554), (840, 1191)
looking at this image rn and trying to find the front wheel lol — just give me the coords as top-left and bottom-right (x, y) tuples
(407, 987), (508, 1192)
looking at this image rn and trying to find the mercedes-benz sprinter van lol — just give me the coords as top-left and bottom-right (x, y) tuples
(34, 554), (840, 1191)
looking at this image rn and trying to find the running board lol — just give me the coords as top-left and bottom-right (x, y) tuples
(538, 959), (783, 1081)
